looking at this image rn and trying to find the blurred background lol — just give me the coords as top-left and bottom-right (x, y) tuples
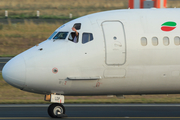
(0, 0), (180, 104)
(0, 0), (179, 56)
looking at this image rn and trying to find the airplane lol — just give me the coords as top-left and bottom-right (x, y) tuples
(2, 8), (180, 118)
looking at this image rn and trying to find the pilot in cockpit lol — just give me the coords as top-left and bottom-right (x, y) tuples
(71, 27), (79, 43)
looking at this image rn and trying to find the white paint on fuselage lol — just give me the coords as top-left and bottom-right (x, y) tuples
(3, 8), (180, 95)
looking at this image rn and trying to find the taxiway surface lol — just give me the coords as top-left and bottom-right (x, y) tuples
(0, 104), (180, 120)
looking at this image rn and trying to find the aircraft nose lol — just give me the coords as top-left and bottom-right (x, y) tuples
(2, 55), (26, 89)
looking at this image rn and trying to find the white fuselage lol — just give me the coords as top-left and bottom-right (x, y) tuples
(3, 8), (180, 95)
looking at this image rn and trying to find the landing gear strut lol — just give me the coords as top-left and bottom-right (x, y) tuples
(48, 103), (67, 118)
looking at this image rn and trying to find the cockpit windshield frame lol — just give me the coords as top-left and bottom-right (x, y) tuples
(47, 31), (69, 40)
(47, 31), (58, 40)
(53, 32), (69, 40)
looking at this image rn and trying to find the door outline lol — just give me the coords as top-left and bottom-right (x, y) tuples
(102, 20), (127, 66)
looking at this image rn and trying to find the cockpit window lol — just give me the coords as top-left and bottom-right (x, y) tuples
(48, 32), (58, 40)
(53, 32), (68, 40)
(82, 33), (93, 44)
(68, 32), (79, 43)
(73, 23), (81, 30)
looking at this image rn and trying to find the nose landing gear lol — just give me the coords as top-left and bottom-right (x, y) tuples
(48, 103), (67, 118)
(45, 94), (67, 118)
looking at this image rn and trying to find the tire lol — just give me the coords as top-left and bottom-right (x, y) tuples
(48, 103), (65, 118)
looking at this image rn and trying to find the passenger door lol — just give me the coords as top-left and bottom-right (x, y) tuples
(102, 21), (126, 65)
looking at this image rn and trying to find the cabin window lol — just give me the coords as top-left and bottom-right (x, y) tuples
(141, 37), (147, 46)
(82, 33), (93, 44)
(48, 31), (58, 40)
(73, 23), (81, 30)
(68, 32), (79, 43)
(152, 37), (158, 46)
(53, 32), (68, 40)
(174, 36), (180, 45)
(163, 37), (169, 46)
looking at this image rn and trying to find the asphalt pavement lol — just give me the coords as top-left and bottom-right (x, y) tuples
(0, 104), (180, 120)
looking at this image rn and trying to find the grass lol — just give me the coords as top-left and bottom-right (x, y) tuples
(0, 0), (178, 19)
(1, 73), (180, 104)
(168, 0), (180, 8)
(0, 0), (179, 19)
(0, 0), (128, 19)
(0, 20), (62, 56)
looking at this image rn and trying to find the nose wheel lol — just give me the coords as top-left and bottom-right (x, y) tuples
(48, 103), (67, 118)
